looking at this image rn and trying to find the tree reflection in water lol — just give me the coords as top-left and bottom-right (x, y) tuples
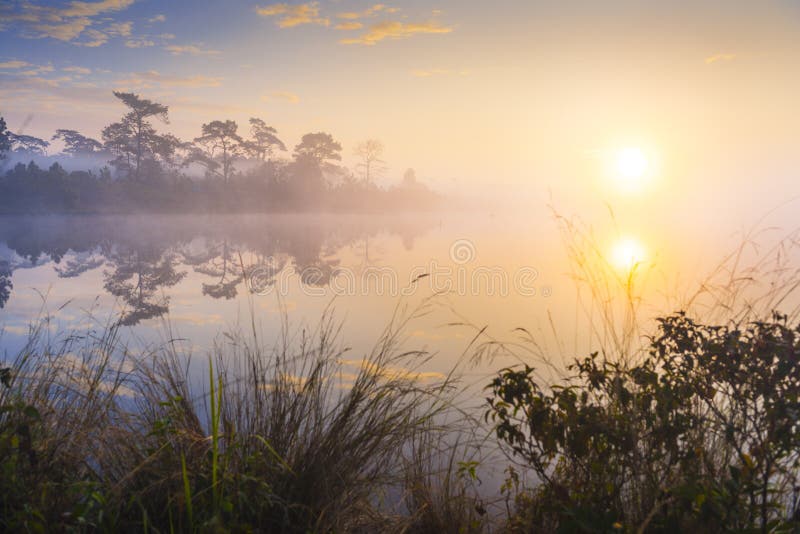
(0, 215), (434, 321)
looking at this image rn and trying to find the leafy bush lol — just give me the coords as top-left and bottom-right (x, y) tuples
(487, 311), (800, 532)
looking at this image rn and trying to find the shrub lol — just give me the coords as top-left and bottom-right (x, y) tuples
(487, 311), (800, 532)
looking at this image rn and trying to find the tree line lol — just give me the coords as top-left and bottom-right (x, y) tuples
(0, 92), (439, 213)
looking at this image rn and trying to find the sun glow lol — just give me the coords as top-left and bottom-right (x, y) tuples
(611, 237), (646, 271)
(616, 147), (648, 179)
(610, 146), (652, 193)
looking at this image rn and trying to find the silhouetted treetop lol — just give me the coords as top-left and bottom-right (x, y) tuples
(245, 118), (286, 162)
(9, 133), (49, 155)
(52, 129), (104, 156)
(189, 119), (243, 183)
(0, 260), (11, 309)
(112, 91), (169, 123)
(294, 132), (342, 165)
(103, 92), (172, 179)
(0, 117), (11, 161)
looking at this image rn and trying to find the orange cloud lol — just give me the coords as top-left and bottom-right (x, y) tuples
(261, 90), (300, 103)
(337, 4), (398, 20)
(705, 53), (736, 64)
(255, 2), (329, 28)
(335, 21), (363, 31)
(340, 21), (452, 46)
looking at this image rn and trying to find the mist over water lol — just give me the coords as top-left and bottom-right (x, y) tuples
(1, 213), (540, 375)
(4, 206), (797, 383)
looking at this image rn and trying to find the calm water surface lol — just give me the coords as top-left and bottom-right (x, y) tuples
(0, 211), (788, 386)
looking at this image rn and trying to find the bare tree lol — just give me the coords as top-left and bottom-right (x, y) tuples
(354, 139), (385, 185)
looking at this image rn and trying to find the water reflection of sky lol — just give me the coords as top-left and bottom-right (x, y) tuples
(3, 210), (800, 388)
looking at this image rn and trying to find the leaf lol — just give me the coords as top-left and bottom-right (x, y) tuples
(742, 453), (754, 470)
(0, 367), (11, 388)
(23, 405), (41, 421)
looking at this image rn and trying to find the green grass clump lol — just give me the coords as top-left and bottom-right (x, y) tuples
(0, 302), (484, 532)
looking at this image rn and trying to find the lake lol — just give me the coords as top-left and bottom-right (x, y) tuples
(2, 209), (798, 392)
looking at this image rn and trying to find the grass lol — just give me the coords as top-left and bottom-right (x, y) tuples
(0, 298), (487, 532)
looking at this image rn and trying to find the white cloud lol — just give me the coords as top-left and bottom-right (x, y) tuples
(2, 62), (56, 76)
(149, 14), (166, 23)
(0, 0), (136, 45)
(50, 0), (136, 19)
(164, 44), (221, 57)
(106, 21), (133, 37)
(115, 70), (223, 88)
(63, 66), (92, 74)
(33, 17), (94, 41)
(125, 39), (154, 48)
(0, 72), (118, 114)
(0, 60), (32, 69)
(78, 28), (108, 46)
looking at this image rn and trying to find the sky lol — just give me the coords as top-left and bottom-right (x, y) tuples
(1, 0), (800, 212)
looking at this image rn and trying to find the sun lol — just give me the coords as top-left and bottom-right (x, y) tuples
(616, 147), (649, 180)
(611, 237), (646, 271)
